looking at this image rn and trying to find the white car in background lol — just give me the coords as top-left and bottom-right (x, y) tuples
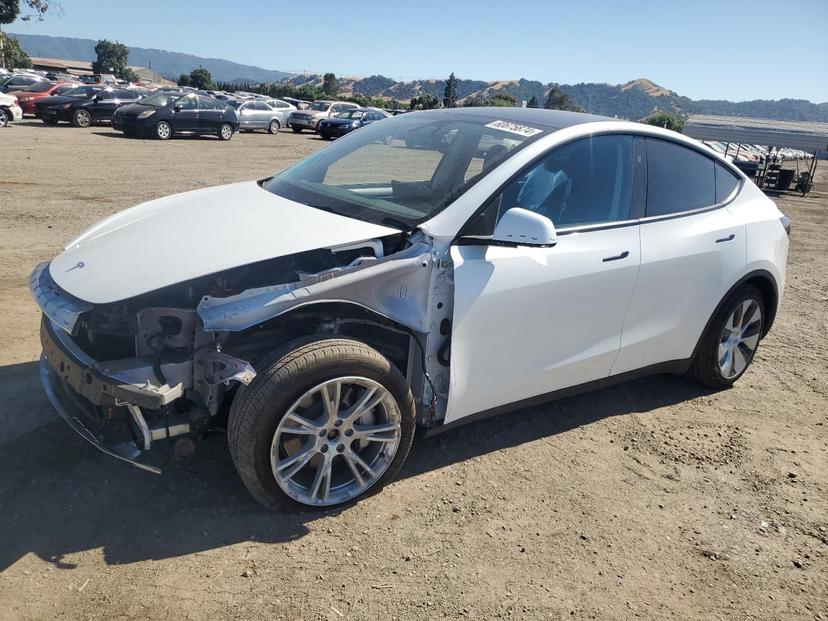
(30, 108), (790, 510)
(287, 99), (359, 132)
(0, 91), (23, 127)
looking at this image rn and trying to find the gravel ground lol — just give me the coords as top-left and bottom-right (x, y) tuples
(0, 121), (825, 620)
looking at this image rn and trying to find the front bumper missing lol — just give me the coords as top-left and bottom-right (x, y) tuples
(40, 316), (186, 410)
(38, 355), (163, 473)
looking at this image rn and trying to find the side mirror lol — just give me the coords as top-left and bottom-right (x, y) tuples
(173, 104), (182, 111)
(491, 208), (557, 247)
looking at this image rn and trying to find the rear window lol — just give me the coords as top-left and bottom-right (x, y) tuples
(646, 138), (715, 216)
(715, 163), (740, 202)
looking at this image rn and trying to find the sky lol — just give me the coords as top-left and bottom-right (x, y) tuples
(8, 0), (828, 102)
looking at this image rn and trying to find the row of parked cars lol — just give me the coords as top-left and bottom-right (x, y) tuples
(1, 70), (394, 140)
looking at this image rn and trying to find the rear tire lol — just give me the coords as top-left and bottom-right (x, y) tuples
(228, 338), (416, 511)
(218, 123), (234, 141)
(0, 108), (8, 128)
(155, 120), (172, 140)
(72, 109), (92, 128)
(691, 284), (764, 389)
(268, 119), (280, 134)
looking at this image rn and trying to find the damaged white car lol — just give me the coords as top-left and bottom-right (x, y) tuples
(31, 108), (789, 509)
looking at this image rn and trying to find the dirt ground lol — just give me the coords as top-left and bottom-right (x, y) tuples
(0, 121), (825, 620)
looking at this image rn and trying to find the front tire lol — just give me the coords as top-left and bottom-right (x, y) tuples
(0, 108), (9, 128)
(155, 120), (172, 140)
(228, 338), (416, 510)
(692, 285), (764, 388)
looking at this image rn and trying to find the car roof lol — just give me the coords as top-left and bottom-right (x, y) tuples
(418, 106), (617, 130)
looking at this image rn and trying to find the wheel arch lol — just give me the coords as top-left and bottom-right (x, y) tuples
(224, 300), (417, 384)
(692, 269), (779, 362)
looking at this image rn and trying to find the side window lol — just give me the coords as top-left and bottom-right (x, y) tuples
(715, 163), (740, 202)
(331, 104), (342, 113)
(646, 138), (715, 216)
(114, 89), (135, 99)
(177, 96), (198, 110)
(496, 134), (637, 228)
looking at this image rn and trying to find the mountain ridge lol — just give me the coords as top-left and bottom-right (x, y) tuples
(12, 33), (828, 122)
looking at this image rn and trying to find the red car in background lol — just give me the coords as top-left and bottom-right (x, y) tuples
(6, 82), (79, 116)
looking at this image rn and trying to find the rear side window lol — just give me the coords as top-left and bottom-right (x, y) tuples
(646, 138), (715, 216)
(715, 163), (740, 202)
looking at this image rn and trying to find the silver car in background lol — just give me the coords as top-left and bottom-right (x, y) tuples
(236, 100), (295, 134)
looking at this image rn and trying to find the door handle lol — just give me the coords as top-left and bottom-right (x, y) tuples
(602, 250), (629, 262)
(716, 234), (736, 243)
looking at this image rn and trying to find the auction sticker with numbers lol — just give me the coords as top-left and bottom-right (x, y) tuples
(484, 120), (543, 137)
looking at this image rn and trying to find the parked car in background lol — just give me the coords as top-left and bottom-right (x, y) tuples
(6, 81), (79, 116)
(287, 100), (359, 133)
(316, 107), (390, 139)
(34, 85), (107, 124)
(112, 91), (239, 140)
(67, 88), (147, 127)
(281, 97), (310, 110)
(0, 92), (23, 127)
(0, 72), (47, 93)
(81, 73), (117, 85)
(35, 87), (144, 127)
(235, 100), (289, 134)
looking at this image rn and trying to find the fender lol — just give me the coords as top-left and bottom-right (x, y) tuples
(689, 268), (779, 363)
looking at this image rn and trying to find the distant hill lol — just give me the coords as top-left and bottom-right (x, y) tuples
(12, 33), (827, 121)
(283, 74), (828, 122)
(11, 33), (292, 84)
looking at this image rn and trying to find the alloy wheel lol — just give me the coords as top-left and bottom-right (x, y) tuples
(718, 299), (762, 378)
(75, 110), (91, 127)
(220, 124), (233, 140)
(271, 376), (401, 506)
(0, 109), (8, 128)
(156, 122), (171, 139)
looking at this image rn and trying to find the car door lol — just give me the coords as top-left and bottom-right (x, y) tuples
(171, 94), (199, 131)
(445, 134), (646, 424)
(196, 96), (225, 131)
(238, 102), (254, 129)
(611, 137), (746, 375)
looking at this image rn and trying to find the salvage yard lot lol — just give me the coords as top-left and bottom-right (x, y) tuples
(0, 120), (826, 620)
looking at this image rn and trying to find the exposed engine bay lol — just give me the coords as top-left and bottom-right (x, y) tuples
(33, 230), (454, 471)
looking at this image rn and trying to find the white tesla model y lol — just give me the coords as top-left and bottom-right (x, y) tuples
(31, 108), (790, 508)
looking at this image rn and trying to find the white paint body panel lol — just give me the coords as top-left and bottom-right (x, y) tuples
(446, 226), (640, 424)
(50, 181), (397, 304)
(611, 208), (745, 374)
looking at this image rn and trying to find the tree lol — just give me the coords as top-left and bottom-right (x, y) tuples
(527, 95), (539, 108)
(409, 94), (439, 110)
(443, 72), (458, 108)
(187, 67), (214, 90)
(1, 0), (58, 67)
(489, 92), (517, 107)
(92, 39), (136, 80)
(322, 72), (338, 97)
(643, 111), (684, 132)
(544, 84), (582, 112)
(0, 32), (27, 68)
(176, 73), (191, 87)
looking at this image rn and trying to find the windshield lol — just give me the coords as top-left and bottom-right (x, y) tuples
(310, 101), (332, 111)
(336, 110), (365, 120)
(61, 86), (98, 98)
(141, 92), (181, 107)
(22, 81), (55, 93)
(263, 111), (546, 228)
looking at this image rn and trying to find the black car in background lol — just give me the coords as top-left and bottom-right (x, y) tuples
(112, 91), (239, 140)
(64, 88), (147, 127)
(316, 107), (390, 140)
(34, 85), (107, 124)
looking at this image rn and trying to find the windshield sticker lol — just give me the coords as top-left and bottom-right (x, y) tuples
(485, 120), (543, 137)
